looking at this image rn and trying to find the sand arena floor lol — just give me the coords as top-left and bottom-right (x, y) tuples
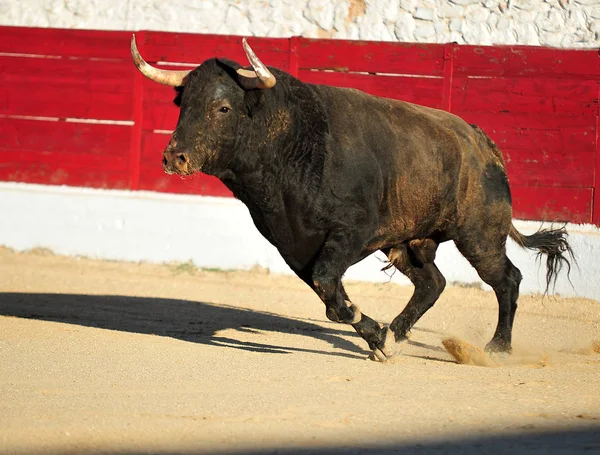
(0, 246), (599, 454)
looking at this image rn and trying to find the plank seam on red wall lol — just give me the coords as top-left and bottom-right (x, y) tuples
(594, 79), (600, 225)
(289, 36), (299, 78)
(442, 42), (455, 112)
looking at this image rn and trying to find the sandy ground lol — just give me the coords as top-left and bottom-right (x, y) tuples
(0, 246), (599, 455)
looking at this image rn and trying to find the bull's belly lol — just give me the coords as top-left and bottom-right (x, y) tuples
(362, 215), (453, 257)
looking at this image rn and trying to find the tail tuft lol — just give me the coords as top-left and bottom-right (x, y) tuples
(509, 224), (575, 294)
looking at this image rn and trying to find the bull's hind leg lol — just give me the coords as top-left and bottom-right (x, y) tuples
(454, 236), (522, 353)
(384, 240), (446, 344)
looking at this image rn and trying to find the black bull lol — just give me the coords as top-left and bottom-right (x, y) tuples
(131, 37), (573, 361)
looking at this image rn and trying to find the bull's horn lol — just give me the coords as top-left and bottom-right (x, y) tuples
(130, 34), (191, 87)
(236, 38), (276, 89)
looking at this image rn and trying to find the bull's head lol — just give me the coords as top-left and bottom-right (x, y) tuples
(130, 36), (277, 176)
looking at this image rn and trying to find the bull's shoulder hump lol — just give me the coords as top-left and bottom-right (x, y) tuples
(310, 84), (479, 145)
(314, 85), (460, 120)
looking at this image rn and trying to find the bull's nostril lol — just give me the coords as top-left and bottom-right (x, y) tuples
(177, 153), (188, 164)
(162, 156), (168, 166)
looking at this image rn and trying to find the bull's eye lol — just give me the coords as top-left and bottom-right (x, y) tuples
(219, 106), (231, 114)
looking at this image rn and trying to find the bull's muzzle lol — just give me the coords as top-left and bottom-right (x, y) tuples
(162, 144), (191, 175)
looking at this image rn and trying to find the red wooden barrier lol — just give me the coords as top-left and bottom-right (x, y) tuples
(1, 26), (599, 224)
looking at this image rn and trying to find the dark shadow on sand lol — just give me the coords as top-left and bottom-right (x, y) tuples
(27, 426), (600, 455)
(0, 293), (368, 359)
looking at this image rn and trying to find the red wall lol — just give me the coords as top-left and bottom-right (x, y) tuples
(1, 26), (599, 224)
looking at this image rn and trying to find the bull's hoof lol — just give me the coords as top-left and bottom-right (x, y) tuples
(484, 338), (513, 355)
(371, 328), (396, 362)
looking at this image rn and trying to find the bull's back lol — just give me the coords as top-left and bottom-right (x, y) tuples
(312, 85), (512, 239)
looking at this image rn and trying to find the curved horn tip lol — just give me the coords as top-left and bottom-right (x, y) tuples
(130, 34), (145, 69)
(240, 37), (277, 89)
(129, 34), (191, 87)
(241, 37), (251, 53)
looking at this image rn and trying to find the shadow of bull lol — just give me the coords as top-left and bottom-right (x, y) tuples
(0, 292), (368, 359)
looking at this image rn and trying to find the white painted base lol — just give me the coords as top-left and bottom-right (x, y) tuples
(1, 182), (598, 301)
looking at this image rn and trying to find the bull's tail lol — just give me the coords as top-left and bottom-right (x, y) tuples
(509, 224), (575, 293)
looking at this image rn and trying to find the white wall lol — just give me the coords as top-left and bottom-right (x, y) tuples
(1, 182), (598, 301)
(1, 0), (599, 48)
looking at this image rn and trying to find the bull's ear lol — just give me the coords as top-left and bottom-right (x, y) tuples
(173, 86), (184, 107)
(243, 88), (263, 118)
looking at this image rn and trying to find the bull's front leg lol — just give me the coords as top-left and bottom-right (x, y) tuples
(309, 232), (395, 361)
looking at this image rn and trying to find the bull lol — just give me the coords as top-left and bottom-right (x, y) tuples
(130, 36), (573, 361)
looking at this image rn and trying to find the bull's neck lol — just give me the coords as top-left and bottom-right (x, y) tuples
(221, 109), (327, 203)
(218, 134), (325, 207)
